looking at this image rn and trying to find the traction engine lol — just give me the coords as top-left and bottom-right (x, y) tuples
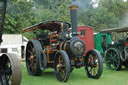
(24, 5), (103, 82)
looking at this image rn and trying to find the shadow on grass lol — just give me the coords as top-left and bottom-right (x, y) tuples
(41, 71), (55, 77)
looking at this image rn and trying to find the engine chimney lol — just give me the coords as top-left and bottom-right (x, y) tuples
(69, 5), (78, 36)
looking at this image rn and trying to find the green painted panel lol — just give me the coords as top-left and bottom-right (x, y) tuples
(94, 33), (112, 53)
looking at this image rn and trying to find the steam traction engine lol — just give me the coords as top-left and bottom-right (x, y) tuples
(23, 5), (103, 82)
(0, 0), (21, 85)
(100, 27), (128, 70)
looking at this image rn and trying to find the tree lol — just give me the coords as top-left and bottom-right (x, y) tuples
(3, 0), (128, 39)
(4, 0), (37, 33)
(79, 0), (128, 31)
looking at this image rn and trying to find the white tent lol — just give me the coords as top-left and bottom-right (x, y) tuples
(0, 34), (28, 59)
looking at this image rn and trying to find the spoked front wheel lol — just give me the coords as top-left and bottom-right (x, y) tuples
(85, 49), (103, 79)
(54, 50), (70, 82)
(105, 48), (122, 70)
(0, 53), (21, 85)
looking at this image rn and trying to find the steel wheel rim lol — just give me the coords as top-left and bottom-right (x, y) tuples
(0, 59), (12, 85)
(86, 53), (99, 77)
(105, 49), (120, 70)
(26, 43), (37, 74)
(55, 54), (66, 81)
(0, 53), (21, 85)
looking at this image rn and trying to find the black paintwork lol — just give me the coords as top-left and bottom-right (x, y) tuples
(0, 0), (7, 44)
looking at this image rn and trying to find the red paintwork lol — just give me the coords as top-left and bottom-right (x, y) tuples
(78, 26), (94, 55)
(50, 39), (57, 42)
(125, 43), (128, 46)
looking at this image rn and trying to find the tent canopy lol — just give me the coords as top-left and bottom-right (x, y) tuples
(100, 26), (128, 32)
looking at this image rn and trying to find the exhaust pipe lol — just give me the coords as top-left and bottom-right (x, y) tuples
(69, 5), (78, 36)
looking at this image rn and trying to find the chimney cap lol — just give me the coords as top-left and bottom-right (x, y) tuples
(69, 5), (78, 10)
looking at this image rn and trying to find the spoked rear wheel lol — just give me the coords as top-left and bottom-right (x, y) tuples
(105, 48), (122, 70)
(26, 40), (43, 76)
(85, 49), (103, 79)
(0, 53), (21, 85)
(54, 50), (70, 82)
(120, 47), (128, 62)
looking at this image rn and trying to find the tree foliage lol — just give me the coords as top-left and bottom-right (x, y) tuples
(3, 0), (128, 39)
(79, 0), (128, 31)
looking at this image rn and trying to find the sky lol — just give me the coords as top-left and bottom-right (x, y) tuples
(123, 0), (127, 2)
(92, 0), (127, 8)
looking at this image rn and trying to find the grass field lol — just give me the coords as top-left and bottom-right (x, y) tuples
(21, 63), (128, 85)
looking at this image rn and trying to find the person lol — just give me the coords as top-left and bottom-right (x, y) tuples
(102, 36), (107, 52)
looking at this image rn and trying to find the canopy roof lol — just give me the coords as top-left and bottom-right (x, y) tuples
(100, 26), (128, 32)
(23, 21), (71, 33)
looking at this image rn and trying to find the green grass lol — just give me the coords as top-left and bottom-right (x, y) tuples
(21, 63), (128, 85)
